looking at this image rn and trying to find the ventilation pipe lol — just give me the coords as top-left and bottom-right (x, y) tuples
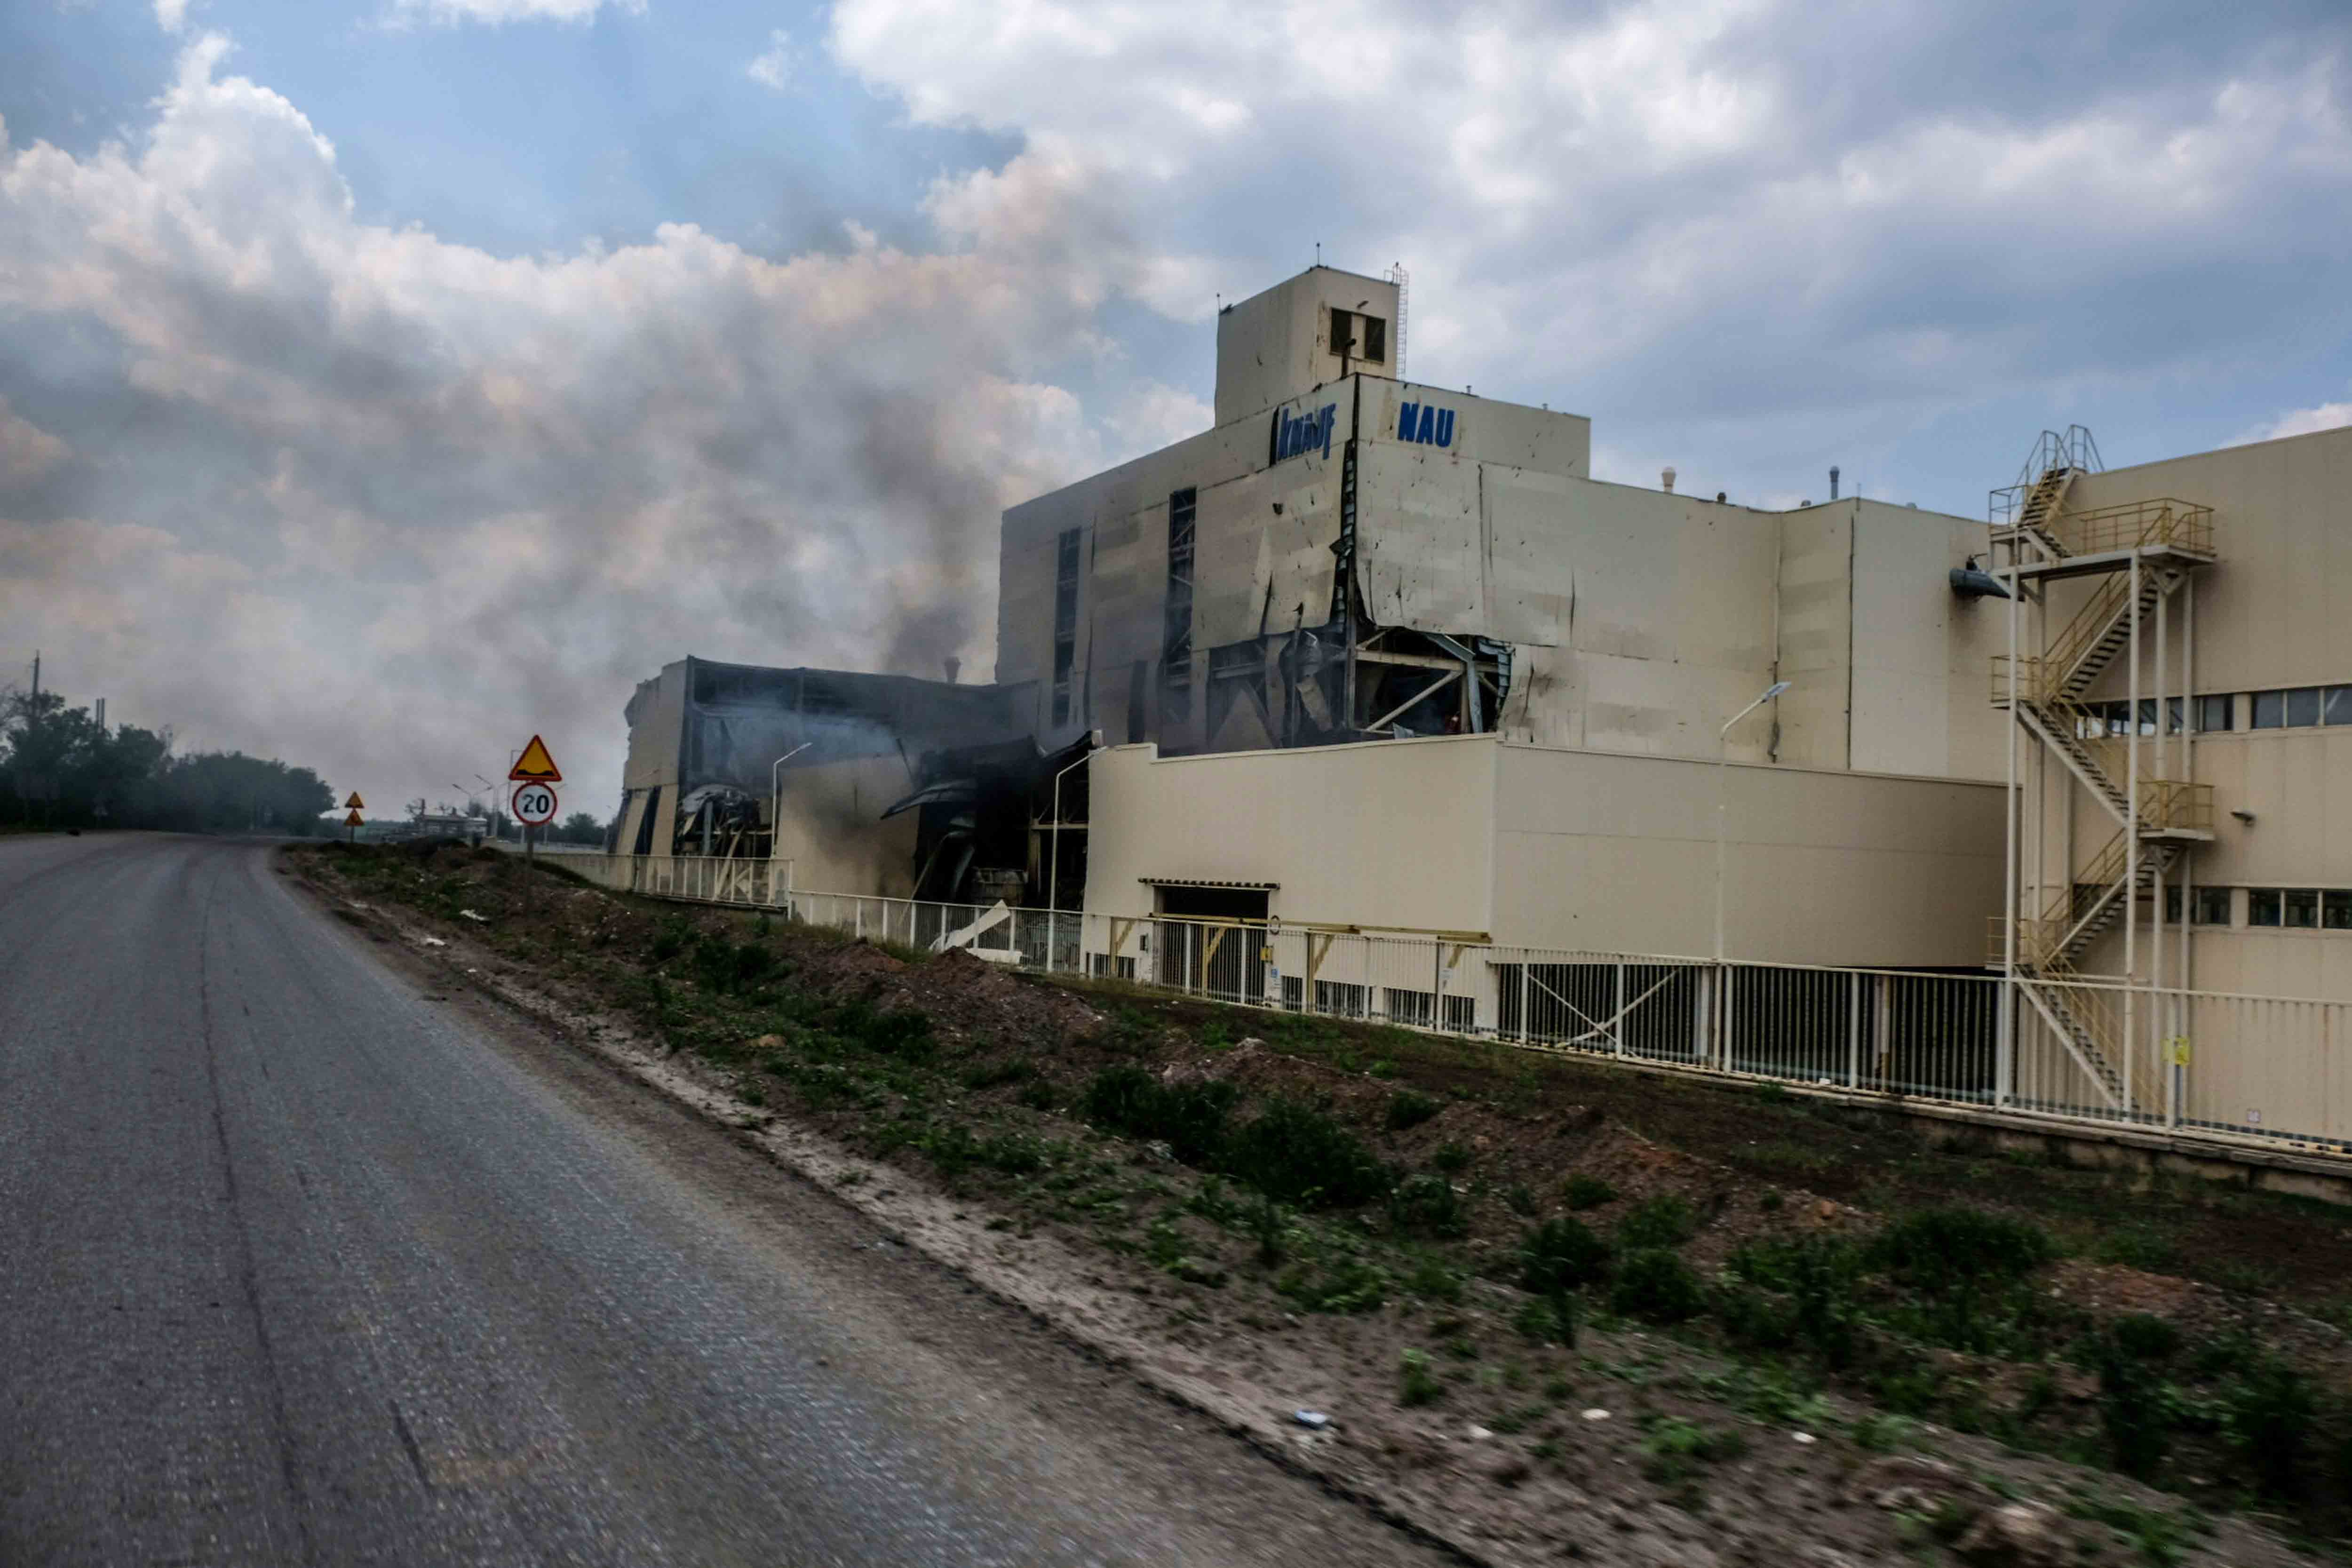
(1829, 465), (1840, 501)
(1661, 466), (1677, 494)
(943, 656), (960, 684)
(1949, 555), (2010, 599)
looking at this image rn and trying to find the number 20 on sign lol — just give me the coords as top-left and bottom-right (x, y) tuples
(511, 782), (559, 826)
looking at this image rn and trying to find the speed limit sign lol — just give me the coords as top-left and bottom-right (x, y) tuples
(511, 781), (559, 826)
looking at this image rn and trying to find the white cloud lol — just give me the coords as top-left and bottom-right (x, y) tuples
(0, 399), (70, 484)
(829, 0), (2352, 485)
(383, 0), (645, 28)
(154, 0), (191, 34)
(2234, 396), (2352, 446)
(747, 30), (794, 91)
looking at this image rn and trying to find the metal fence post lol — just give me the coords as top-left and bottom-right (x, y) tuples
(1721, 965), (1737, 1073)
(1994, 974), (2013, 1108)
(1847, 974), (1862, 1090)
(2164, 994), (2179, 1129)
(1874, 975), (1892, 1091)
(1693, 967), (1712, 1066)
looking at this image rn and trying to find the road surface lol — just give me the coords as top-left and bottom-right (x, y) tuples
(0, 833), (1445, 1567)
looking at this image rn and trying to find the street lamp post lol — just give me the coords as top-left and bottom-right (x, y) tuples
(1714, 680), (1792, 964)
(770, 742), (812, 910)
(1047, 735), (1101, 974)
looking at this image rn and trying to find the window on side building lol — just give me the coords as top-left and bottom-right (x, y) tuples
(2326, 891), (2352, 931)
(2286, 888), (2321, 928)
(2287, 686), (2322, 727)
(1051, 525), (1082, 727)
(2248, 888), (2282, 926)
(2193, 886), (2232, 925)
(2195, 693), (2233, 732)
(2164, 885), (2183, 923)
(2326, 686), (2352, 726)
(1361, 315), (1387, 365)
(2251, 690), (2285, 729)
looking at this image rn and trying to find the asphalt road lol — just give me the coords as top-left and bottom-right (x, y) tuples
(0, 834), (1446, 1568)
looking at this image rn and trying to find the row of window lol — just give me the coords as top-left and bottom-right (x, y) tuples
(1050, 525), (1082, 725)
(2162, 885), (2352, 930)
(2078, 685), (2352, 739)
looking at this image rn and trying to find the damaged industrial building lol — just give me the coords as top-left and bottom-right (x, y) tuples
(620, 264), (2010, 965)
(614, 658), (1090, 910)
(609, 262), (2352, 1143)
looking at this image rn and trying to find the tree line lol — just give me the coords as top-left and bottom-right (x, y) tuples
(406, 796), (613, 846)
(1, 687), (334, 835)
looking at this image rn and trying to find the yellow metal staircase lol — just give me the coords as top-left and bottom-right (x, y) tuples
(1988, 428), (2216, 1116)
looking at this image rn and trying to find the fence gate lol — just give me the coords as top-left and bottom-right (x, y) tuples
(1149, 884), (1271, 1005)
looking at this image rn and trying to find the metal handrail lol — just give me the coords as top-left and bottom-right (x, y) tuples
(2047, 498), (2213, 557)
(2044, 573), (2136, 688)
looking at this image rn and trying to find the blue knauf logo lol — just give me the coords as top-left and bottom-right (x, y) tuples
(1396, 400), (1456, 448)
(1270, 402), (1337, 464)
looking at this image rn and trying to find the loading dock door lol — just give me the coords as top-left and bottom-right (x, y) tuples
(1151, 883), (1271, 1004)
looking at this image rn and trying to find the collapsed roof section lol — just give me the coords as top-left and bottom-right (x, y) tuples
(665, 656), (1032, 798)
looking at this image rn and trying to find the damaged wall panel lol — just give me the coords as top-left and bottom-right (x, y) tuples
(1354, 442), (1485, 632)
(1479, 465), (1573, 647)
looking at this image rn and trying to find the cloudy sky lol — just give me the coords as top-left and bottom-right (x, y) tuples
(3, 0), (2348, 818)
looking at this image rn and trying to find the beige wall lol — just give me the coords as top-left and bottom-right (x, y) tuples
(615, 661), (689, 857)
(1490, 743), (2005, 966)
(2012, 424), (2352, 995)
(1214, 266), (1399, 425)
(997, 398), (1347, 746)
(1009, 440), (1999, 780)
(1849, 500), (2006, 780)
(1361, 378), (1590, 476)
(1080, 733), (2004, 969)
(2075, 424), (2352, 696)
(1082, 736), (1498, 936)
(1001, 272), (2002, 789)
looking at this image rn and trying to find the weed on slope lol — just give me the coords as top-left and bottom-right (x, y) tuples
(296, 841), (2352, 1562)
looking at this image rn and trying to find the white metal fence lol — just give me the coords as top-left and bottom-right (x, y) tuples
(563, 854), (2352, 1158)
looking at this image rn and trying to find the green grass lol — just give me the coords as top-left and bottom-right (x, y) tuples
(1519, 1216), (1612, 1295)
(1615, 1194), (1700, 1249)
(1563, 1173), (1617, 1210)
(302, 845), (2352, 1549)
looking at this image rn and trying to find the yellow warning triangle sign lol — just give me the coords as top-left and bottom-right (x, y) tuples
(509, 734), (562, 782)
(344, 792), (365, 810)
(344, 809), (364, 827)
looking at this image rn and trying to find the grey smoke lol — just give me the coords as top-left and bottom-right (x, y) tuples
(0, 37), (1150, 813)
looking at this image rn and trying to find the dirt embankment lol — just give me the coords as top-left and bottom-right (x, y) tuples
(292, 842), (2352, 1568)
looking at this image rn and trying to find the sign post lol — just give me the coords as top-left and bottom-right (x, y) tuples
(509, 738), (562, 915)
(343, 793), (365, 844)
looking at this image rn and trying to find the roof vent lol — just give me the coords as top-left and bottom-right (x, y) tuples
(1661, 467), (1677, 494)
